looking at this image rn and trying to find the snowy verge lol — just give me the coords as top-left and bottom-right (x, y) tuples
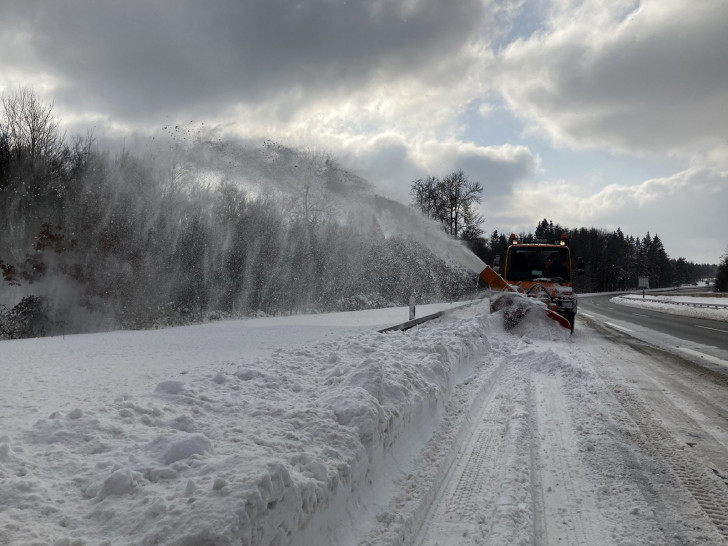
(0, 301), (493, 545)
(361, 305), (572, 545)
(611, 294), (728, 322)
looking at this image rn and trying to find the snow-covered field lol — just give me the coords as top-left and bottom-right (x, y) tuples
(611, 293), (728, 322)
(2, 299), (728, 545)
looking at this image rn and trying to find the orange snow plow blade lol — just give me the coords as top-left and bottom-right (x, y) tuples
(545, 308), (572, 330)
(479, 266), (515, 293)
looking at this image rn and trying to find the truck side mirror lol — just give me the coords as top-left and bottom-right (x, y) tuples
(493, 255), (501, 273)
(577, 256), (585, 275)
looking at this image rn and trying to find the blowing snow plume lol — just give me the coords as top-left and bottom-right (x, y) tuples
(1, 130), (482, 337)
(142, 134), (485, 318)
(174, 135), (486, 271)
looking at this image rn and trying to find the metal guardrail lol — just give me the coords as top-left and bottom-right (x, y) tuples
(645, 299), (728, 310)
(377, 309), (449, 333)
(378, 299), (483, 333)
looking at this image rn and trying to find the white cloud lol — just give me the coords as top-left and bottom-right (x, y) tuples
(493, 167), (728, 263)
(490, 0), (728, 165)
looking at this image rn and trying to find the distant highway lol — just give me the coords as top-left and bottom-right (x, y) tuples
(577, 292), (728, 352)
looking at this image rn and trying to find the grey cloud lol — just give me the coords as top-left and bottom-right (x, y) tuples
(418, 142), (538, 199)
(338, 137), (538, 208)
(495, 1), (728, 158)
(3, 0), (486, 122)
(454, 149), (536, 198)
(589, 169), (728, 263)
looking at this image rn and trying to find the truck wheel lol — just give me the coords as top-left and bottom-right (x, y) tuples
(565, 311), (576, 333)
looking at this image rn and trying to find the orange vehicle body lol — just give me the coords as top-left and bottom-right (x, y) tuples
(480, 235), (581, 332)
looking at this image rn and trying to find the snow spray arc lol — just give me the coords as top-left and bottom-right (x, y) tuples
(161, 134), (485, 273)
(2, 129), (483, 335)
(152, 135), (485, 311)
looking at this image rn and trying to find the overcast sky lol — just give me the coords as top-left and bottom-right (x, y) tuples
(2, 0), (726, 263)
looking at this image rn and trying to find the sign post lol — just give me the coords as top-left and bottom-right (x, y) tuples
(638, 276), (649, 299)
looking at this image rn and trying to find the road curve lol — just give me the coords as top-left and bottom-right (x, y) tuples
(577, 292), (728, 353)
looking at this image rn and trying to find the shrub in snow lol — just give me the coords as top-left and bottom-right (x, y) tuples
(0, 295), (52, 339)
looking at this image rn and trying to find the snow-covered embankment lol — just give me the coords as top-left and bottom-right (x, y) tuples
(611, 294), (728, 322)
(1, 302), (492, 545)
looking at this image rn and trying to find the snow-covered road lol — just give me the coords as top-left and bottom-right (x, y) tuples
(2, 299), (728, 545)
(408, 321), (728, 545)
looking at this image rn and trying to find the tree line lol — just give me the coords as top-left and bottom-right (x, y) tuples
(408, 175), (719, 292)
(0, 89), (474, 339)
(488, 220), (718, 293)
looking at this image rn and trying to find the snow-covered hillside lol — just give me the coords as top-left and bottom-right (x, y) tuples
(2, 299), (727, 545)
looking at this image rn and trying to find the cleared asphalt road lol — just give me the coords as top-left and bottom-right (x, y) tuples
(577, 292), (728, 352)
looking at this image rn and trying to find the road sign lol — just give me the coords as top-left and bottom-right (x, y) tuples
(638, 276), (649, 299)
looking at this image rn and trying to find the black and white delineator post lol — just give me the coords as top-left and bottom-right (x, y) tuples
(409, 296), (415, 321)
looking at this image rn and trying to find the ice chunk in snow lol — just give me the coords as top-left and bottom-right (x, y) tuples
(154, 380), (186, 395)
(323, 386), (384, 446)
(66, 408), (83, 419)
(89, 467), (140, 500)
(162, 433), (212, 464)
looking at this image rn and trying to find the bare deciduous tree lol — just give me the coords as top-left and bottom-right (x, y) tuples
(410, 170), (484, 239)
(1, 87), (64, 172)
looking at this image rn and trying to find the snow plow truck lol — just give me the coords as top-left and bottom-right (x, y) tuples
(480, 234), (584, 333)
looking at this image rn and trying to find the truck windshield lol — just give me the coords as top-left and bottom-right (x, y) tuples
(506, 247), (570, 282)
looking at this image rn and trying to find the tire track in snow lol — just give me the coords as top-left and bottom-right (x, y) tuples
(417, 416), (505, 543)
(362, 349), (509, 546)
(416, 348), (611, 545)
(415, 359), (516, 545)
(533, 372), (608, 545)
(602, 376), (728, 541)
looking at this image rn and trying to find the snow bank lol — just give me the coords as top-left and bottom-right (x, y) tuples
(611, 294), (728, 322)
(0, 302), (492, 545)
(361, 307), (572, 545)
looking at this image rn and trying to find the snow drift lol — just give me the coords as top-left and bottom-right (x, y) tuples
(0, 301), (501, 545)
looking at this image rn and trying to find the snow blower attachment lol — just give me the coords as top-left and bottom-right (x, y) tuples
(480, 234), (583, 333)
